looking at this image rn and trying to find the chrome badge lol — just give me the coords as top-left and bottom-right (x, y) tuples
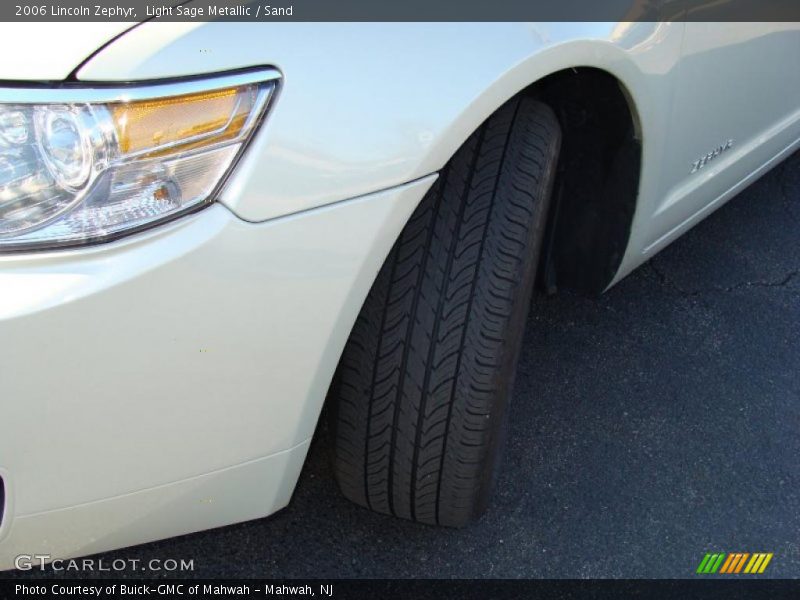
(691, 140), (734, 173)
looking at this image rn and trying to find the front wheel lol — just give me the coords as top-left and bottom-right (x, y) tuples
(330, 97), (562, 526)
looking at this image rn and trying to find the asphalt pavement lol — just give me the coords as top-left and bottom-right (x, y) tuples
(13, 151), (800, 579)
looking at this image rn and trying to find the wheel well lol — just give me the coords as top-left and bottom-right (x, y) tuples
(527, 68), (642, 294)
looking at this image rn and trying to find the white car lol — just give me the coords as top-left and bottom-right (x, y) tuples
(0, 21), (798, 568)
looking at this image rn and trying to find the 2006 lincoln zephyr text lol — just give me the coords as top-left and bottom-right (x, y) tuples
(0, 21), (798, 568)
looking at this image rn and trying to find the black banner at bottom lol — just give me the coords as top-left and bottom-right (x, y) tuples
(2, 579), (799, 600)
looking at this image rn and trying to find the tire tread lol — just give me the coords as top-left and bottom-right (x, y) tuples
(332, 98), (561, 526)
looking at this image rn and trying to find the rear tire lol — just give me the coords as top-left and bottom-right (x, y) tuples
(330, 97), (561, 526)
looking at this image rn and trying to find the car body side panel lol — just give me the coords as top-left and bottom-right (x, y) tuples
(75, 23), (682, 233)
(634, 22), (800, 261)
(79, 22), (800, 287)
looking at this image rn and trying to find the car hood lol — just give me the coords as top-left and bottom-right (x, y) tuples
(0, 23), (137, 81)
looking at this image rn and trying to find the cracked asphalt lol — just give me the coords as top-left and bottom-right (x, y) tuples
(11, 151), (799, 580)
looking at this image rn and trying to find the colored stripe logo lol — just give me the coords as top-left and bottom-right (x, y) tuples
(696, 553), (773, 575)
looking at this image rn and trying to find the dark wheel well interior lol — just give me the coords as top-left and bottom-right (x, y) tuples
(527, 67), (642, 294)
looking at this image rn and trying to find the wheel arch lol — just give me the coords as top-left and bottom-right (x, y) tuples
(533, 67), (643, 294)
(421, 63), (644, 294)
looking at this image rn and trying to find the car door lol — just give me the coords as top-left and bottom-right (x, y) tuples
(646, 22), (800, 249)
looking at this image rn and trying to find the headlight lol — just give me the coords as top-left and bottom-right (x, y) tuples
(0, 68), (278, 251)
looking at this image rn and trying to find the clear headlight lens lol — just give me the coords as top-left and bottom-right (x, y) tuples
(0, 70), (276, 251)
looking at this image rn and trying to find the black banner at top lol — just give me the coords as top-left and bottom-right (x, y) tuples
(3, 0), (800, 22)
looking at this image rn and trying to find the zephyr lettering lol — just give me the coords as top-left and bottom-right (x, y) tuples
(691, 139), (734, 173)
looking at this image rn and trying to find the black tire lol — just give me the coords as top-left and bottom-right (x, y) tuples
(330, 97), (561, 526)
